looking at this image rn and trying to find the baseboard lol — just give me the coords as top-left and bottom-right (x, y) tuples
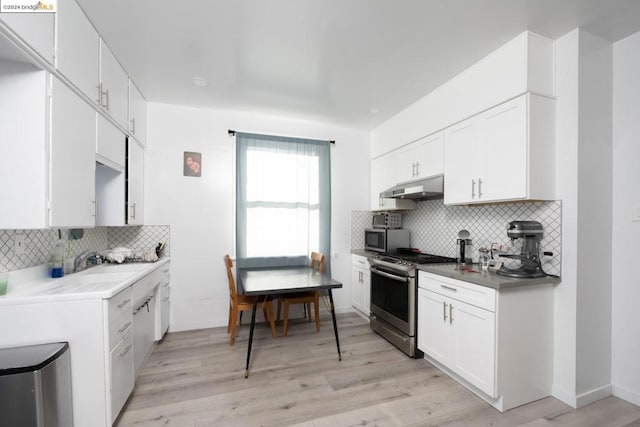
(613, 385), (640, 407)
(551, 385), (577, 408)
(576, 384), (613, 408)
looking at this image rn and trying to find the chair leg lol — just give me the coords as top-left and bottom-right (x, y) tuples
(229, 308), (238, 345)
(306, 302), (312, 322)
(283, 301), (290, 337)
(227, 305), (232, 334)
(239, 311), (243, 325)
(266, 304), (277, 339)
(277, 296), (283, 322)
(314, 294), (320, 332)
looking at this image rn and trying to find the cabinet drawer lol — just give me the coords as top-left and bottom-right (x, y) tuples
(109, 314), (133, 350)
(418, 271), (496, 312)
(131, 276), (152, 305)
(352, 254), (369, 268)
(160, 281), (170, 299)
(108, 287), (132, 321)
(110, 331), (134, 422)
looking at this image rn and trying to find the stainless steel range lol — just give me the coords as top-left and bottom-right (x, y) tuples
(369, 251), (456, 358)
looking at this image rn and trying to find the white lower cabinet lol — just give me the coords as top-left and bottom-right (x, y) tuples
(351, 254), (370, 316)
(417, 270), (553, 412)
(155, 262), (171, 340)
(109, 331), (134, 422)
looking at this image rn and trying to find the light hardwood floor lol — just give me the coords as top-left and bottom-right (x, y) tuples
(116, 313), (640, 427)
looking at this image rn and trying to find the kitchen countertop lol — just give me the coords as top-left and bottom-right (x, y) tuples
(0, 258), (170, 306)
(351, 248), (377, 258)
(417, 263), (560, 290)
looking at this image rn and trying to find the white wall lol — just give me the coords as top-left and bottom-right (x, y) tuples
(553, 29), (580, 406)
(612, 30), (640, 406)
(144, 102), (370, 332)
(575, 30), (613, 404)
(553, 28), (613, 408)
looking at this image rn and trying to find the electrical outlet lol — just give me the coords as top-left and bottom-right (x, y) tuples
(14, 234), (26, 256)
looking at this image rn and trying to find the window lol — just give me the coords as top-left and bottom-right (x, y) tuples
(236, 133), (331, 271)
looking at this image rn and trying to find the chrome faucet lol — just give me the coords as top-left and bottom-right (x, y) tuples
(73, 250), (102, 273)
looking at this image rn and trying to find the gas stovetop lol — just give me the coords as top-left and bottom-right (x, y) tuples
(370, 252), (457, 273)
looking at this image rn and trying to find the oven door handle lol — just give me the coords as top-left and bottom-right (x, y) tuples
(370, 266), (409, 283)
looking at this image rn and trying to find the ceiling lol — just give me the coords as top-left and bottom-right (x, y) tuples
(77, 0), (640, 130)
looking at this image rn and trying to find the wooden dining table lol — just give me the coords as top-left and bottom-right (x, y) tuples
(238, 266), (343, 378)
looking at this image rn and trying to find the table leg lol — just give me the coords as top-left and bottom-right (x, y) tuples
(244, 299), (258, 378)
(328, 289), (342, 361)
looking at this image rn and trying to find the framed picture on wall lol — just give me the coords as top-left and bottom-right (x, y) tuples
(183, 151), (202, 177)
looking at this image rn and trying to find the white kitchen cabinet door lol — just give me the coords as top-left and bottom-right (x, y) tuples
(0, 63), (48, 229)
(351, 255), (371, 316)
(397, 132), (444, 184)
(128, 80), (147, 146)
(451, 299), (496, 397)
(96, 114), (125, 171)
(371, 152), (415, 211)
(416, 132), (444, 178)
(396, 144), (419, 184)
(417, 288), (451, 364)
(443, 119), (478, 204)
(0, 13), (55, 64)
(127, 139), (144, 225)
(50, 78), (96, 227)
(56, 0), (100, 101)
(109, 331), (134, 423)
(480, 95), (527, 202)
(99, 40), (129, 129)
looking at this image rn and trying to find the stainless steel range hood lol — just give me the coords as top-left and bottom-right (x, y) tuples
(380, 175), (444, 200)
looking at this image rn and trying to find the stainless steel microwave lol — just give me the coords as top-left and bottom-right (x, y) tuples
(365, 228), (410, 253)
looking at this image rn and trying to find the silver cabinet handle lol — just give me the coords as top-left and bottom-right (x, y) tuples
(91, 200), (96, 217)
(118, 321), (132, 333)
(471, 179), (476, 198)
(104, 88), (110, 111)
(119, 344), (133, 358)
(443, 301), (447, 322)
(478, 178), (483, 197)
(130, 203), (136, 219)
(117, 298), (131, 309)
(130, 117), (136, 135)
(440, 284), (458, 292)
(412, 162), (416, 177)
(415, 162), (420, 177)
(449, 304), (454, 324)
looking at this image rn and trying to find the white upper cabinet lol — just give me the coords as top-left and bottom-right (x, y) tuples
(56, 0), (100, 101)
(371, 31), (554, 159)
(396, 132), (444, 184)
(49, 78), (96, 227)
(0, 61), (48, 229)
(444, 93), (555, 205)
(370, 152), (416, 211)
(128, 80), (147, 146)
(127, 140), (145, 225)
(0, 13), (55, 64)
(99, 40), (129, 129)
(96, 114), (125, 171)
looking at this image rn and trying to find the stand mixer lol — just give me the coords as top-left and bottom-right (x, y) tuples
(496, 220), (547, 278)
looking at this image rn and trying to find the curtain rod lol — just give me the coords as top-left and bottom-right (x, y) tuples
(228, 129), (335, 145)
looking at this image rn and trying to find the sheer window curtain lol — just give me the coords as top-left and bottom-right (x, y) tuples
(235, 132), (331, 276)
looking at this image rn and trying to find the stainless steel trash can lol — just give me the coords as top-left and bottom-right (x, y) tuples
(0, 342), (73, 427)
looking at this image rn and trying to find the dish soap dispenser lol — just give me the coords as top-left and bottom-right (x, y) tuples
(51, 231), (65, 278)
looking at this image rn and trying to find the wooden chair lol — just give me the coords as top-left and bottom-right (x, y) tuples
(224, 255), (277, 345)
(277, 252), (325, 337)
